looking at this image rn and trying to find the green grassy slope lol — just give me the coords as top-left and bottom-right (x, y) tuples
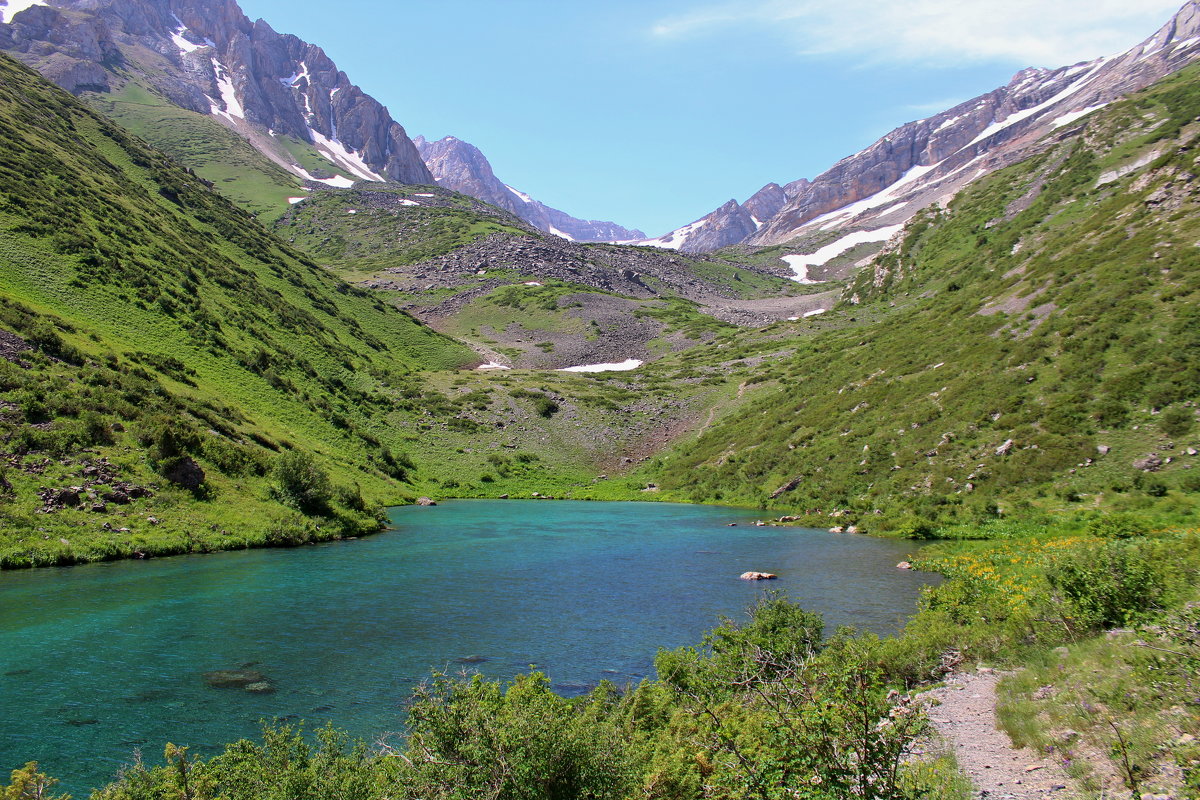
(275, 183), (532, 279)
(0, 52), (483, 566)
(86, 80), (306, 222)
(640, 64), (1200, 531)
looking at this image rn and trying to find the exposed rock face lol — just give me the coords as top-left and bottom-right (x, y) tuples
(638, 181), (801, 253)
(0, 0), (432, 184)
(414, 135), (645, 243)
(644, 1), (1200, 253)
(363, 230), (786, 304)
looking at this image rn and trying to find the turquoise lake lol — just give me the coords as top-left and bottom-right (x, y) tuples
(0, 500), (937, 793)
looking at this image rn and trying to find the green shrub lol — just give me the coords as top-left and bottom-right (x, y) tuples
(271, 450), (333, 516)
(1161, 406), (1194, 438)
(1086, 512), (1148, 539)
(1047, 541), (1170, 630)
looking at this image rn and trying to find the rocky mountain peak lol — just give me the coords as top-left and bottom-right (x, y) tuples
(413, 133), (645, 243)
(644, 0), (1200, 260)
(0, 0), (432, 185)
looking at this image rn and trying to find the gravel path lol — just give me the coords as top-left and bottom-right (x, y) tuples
(927, 671), (1078, 800)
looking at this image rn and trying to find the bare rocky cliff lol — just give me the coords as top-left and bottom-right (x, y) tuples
(0, 0), (432, 184)
(414, 135), (645, 243)
(645, 0), (1200, 255)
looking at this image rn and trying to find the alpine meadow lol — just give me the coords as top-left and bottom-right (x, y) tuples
(1, 1), (1200, 798)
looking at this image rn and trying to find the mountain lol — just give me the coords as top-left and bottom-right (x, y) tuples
(0, 47), (796, 568)
(413, 135), (645, 243)
(0, 0), (641, 238)
(0, 0), (435, 218)
(645, 0), (1200, 260)
(643, 58), (1200, 522)
(0, 0), (432, 192)
(638, 182), (803, 253)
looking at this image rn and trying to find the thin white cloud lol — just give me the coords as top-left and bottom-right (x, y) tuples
(906, 97), (967, 114)
(650, 0), (1184, 66)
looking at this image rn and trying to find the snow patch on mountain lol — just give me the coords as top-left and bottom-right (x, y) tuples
(782, 225), (904, 282)
(1051, 103), (1108, 128)
(308, 128), (384, 182)
(641, 219), (707, 251)
(209, 59), (244, 121)
(292, 165), (355, 188)
(559, 359), (643, 373)
(967, 59), (1108, 147)
(810, 165), (937, 231)
(169, 15), (214, 54)
(505, 184), (534, 204)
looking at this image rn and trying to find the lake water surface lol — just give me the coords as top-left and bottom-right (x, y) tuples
(0, 500), (937, 793)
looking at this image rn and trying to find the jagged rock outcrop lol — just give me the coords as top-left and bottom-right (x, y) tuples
(645, 1), (1200, 254)
(637, 180), (801, 253)
(0, 0), (432, 184)
(359, 227), (787, 304)
(414, 135), (645, 243)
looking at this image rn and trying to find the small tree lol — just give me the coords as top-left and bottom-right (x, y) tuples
(2, 762), (70, 800)
(272, 450), (333, 516)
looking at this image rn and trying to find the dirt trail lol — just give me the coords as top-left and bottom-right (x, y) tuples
(927, 671), (1078, 800)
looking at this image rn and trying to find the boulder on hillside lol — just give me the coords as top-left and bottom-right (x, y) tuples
(163, 457), (205, 489)
(1133, 454), (1164, 472)
(770, 476), (803, 499)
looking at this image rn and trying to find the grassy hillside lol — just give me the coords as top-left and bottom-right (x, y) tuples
(0, 52), (774, 566)
(85, 79), (306, 222)
(274, 183), (533, 279)
(0, 52), (489, 566)
(638, 63), (1200, 533)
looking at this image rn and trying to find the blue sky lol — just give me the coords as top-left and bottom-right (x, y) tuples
(237, 0), (1182, 236)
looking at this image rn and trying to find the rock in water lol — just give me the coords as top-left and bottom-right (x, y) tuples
(203, 669), (267, 689)
(739, 571), (778, 581)
(416, 496), (437, 506)
(244, 681), (276, 694)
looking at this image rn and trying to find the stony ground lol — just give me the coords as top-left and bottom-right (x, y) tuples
(927, 670), (1079, 800)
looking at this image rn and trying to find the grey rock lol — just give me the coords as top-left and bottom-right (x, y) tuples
(1134, 454), (1164, 472)
(1, 0), (431, 183)
(163, 456), (205, 489)
(414, 135), (643, 242)
(653, 3), (1200, 253)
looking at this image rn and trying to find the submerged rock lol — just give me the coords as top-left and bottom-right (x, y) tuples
(244, 681), (276, 694)
(203, 669), (268, 689)
(456, 655), (489, 664)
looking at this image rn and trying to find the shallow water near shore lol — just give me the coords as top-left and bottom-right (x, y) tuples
(0, 500), (937, 793)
